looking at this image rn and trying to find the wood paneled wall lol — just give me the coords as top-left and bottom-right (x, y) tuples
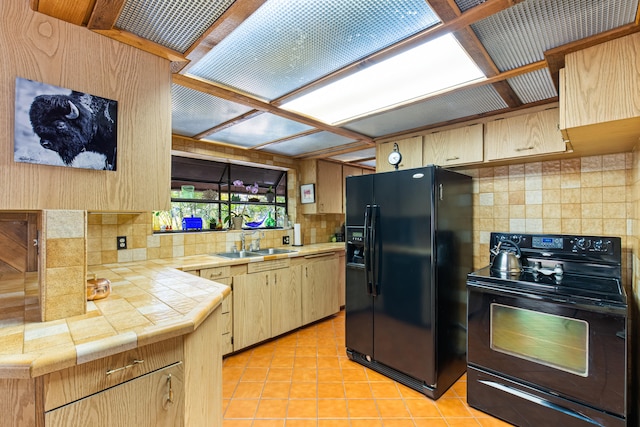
(0, 1), (171, 211)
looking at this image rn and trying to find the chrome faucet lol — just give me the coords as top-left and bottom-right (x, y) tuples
(240, 231), (246, 251)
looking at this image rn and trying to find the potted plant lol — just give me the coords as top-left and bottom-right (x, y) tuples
(266, 186), (275, 203)
(224, 206), (250, 229)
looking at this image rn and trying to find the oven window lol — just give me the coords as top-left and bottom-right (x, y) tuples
(490, 304), (589, 377)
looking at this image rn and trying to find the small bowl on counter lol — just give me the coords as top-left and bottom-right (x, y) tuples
(86, 275), (111, 301)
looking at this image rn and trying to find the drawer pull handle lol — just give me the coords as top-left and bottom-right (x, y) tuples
(445, 156), (460, 161)
(209, 271), (223, 277)
(515, 145), (534, 152)
(106, 359), (144, 376)
(163, 373), (174, 409)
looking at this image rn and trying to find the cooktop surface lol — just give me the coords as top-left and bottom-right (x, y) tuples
(467, 266), (627, 308)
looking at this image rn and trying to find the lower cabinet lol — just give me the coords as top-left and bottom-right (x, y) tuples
(230, 251), (341, 352)
(271, 264), (302, 337)
(233, 262), (303, 351)
(45, 362), (184, 427)
(233, 271), (273, 350)
(301, 253), (340, 324)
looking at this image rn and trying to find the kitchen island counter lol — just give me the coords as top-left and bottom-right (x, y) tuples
(0, 262), (229, 380)
(0, 242), (344, 379)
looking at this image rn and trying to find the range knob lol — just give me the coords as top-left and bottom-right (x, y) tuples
(574, 237), (590, 250)
(593, 240), (610, 252)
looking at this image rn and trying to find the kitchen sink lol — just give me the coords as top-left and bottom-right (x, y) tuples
(214, 250), (262, 259)
(251, 248), (298, 255)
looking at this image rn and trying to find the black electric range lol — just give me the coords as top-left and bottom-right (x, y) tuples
(466, 232), (629, 427)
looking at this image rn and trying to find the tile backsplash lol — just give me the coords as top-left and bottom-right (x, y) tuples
(0, 152), (636, 322)
(460, 153), (633, 285)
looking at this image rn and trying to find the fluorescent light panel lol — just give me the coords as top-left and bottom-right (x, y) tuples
(281, 33), (486, 125)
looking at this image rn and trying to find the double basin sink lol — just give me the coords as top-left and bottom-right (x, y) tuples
(215, 248), (297, 259)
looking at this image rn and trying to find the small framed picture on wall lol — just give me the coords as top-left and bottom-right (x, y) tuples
(300, 184), (315, 204)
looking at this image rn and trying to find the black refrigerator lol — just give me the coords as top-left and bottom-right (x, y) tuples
(345, 165), (472, 399)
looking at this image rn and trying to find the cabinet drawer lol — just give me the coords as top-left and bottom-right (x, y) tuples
(200, 266), (231, 281)
(43, 337), (183, 411)
(45, 362), (184, 427)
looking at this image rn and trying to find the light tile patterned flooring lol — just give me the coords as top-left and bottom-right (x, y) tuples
(222, 310), (511, 427)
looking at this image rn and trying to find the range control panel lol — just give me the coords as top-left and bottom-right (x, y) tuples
(491, 233), (620, 257)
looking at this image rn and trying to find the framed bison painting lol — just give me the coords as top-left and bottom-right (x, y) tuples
(14, 77), (118, 171)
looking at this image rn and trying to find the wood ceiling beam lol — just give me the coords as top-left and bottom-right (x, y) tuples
(87, 0), (125, 29)
(173, 74), (375, 145)
(427, 0), (523, 110)
(176, 0), (267, 74)
(193, 110), (264, 140)
(294, 141), (374, 160)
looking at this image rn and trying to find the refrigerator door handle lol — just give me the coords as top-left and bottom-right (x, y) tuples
(364, 205), (373, 295)
(370, 204), (379, 296)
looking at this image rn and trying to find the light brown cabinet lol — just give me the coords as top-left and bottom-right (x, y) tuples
(484, 108), (565, 161)
(200, 266), (233, 354)
(232, 259), (302, 351)
(376, 136), (423, 172)
(232, 271), (272, 350)
(271, 264), (302, 337)
(45, 363), (184, 427)
(560, 32), (640, 154)
(301, 253), (340, 324)
(423, 124), (483, 166)
(300, 160), (343, 214)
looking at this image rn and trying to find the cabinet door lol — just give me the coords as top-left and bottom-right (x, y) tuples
(485, 108), (565, 161)
(233, 273), (271, 350)
(317, 160), (343, 214)
(423, 124), (483, 166)
(376, 136), (423, 172)
(302, 254), (340, 324)
(45, 363), (184, 427)
(560, 33), (640, 152)
(271, 265), (302, 337)
(301, 160), (343, 214)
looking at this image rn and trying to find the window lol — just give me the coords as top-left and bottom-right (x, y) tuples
(153, 156), (287, 232)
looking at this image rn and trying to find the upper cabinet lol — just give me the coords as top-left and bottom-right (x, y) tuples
(376, 136), (423, 172)
(560, 32), (640, 155)
(300, 160), (343, 214)
(484, 108), (565, 161)
(423, 124), (483, 166)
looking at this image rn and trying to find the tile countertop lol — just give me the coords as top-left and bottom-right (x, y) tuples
(0, 243), (344, 380)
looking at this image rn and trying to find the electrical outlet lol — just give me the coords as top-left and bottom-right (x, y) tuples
(283, 235), (290, 245)
(117, 236), (127, 250)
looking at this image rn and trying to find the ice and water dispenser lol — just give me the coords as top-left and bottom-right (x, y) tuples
(346, 228), (365, 265)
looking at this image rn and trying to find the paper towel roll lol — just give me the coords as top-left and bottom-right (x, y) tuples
(293, 223), (302, 246)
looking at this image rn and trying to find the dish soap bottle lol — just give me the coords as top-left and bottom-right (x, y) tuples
(265, 211), (276, 227)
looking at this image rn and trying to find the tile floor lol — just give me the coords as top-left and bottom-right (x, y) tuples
(222, 310), (511, 426)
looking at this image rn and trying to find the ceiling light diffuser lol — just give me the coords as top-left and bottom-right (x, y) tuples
(281, 33), (486, 125)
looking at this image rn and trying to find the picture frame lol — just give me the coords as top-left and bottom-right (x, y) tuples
(14, 77), (118, 171)
(300, 183), (315, 204)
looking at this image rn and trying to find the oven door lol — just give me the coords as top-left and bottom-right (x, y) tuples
(467, 282), (627, 417)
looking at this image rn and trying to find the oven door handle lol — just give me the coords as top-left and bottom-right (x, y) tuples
(479, 380), (604, 426)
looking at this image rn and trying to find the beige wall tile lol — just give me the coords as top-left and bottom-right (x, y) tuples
(46, 238), (85, 268)
(45, 210), (85, 239)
